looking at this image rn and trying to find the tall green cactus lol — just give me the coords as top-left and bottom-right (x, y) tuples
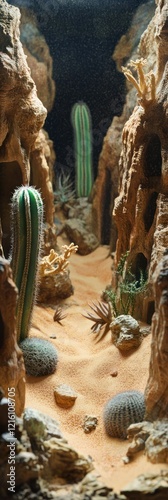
(71, 101), (93, 197)
(10, 186), (43, 341)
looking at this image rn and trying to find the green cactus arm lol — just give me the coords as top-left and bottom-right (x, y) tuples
(10, 186), (43, 341)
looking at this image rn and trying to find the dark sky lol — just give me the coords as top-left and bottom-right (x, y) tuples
(9, 0), (153, 178)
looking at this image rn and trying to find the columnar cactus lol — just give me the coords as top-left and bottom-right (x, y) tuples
(71, 101), (93, 197)
(103, 390), (145, 439)
(10, 186), (43, 341)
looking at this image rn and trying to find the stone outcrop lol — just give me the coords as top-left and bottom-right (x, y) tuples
(19, 7), (56, 112)
(0, 258), (25, 416)
(0, 0), (56, 258)
(0, 407), (96, 499)
(124, 418), (168, 464)
(121, 470), (168, 500)
(145, 250), (168, 420)
(30, 129), (55, 228)
(91, 0), (155, 249)
(122, 251), (168, 466)
(59, 197), (99, 255)
(110, 0), (168, 323)
(0, 1), (75, 300)
(110, 315), (142, 351)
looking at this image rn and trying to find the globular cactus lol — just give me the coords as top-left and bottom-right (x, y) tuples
(20, 338), (58, 376)
(10, 186), (43, 342)
(71, 101), (93, 197)
(103, 390), (145, 439)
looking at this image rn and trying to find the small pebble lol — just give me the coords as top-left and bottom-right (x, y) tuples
(110, 370), (118, 377)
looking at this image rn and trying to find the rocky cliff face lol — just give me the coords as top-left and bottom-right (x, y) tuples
(0, 0), (56, 257)
(92, 0), (155, 249)
(113, 0), (168, 323)
(0, 0), (58, 416)
(18, 7), (56, 112)
(93, 0), (168, 325)
(145, 249), (168, 420)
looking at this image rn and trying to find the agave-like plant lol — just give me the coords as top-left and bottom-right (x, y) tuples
(83, 301), (112, 336)
(54, 171), (75, 207)
(53, 305), (67, 325)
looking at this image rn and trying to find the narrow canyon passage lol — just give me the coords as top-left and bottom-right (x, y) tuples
(26, 238), (166, 491)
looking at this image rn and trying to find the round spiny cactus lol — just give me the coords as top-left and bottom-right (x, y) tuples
(103, 390), (145, 439)
(20, 338), (58, 377)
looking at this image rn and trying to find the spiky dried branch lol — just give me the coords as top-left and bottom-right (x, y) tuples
(53, 306), (67, 325)
(83, 301), (112, 336)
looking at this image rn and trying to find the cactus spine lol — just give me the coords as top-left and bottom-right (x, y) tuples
(10, 186), (43, 341)
(71, 101), (93, 197)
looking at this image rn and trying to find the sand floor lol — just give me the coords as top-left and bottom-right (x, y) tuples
(26, 237), (168, 493)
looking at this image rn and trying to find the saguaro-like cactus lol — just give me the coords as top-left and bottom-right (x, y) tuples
(10, 186), (43, 341)
(71, 101), (93, 197)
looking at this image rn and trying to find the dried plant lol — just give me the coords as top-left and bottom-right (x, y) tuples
(121, 58), (156, 107)
(53, 306), (67, 325)
(83, 301), (112, 336)
(39, 243), (78, 279)
(54, 171), (75, 207)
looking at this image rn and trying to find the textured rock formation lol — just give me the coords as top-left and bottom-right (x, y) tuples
(82, 415), (98, 434)
(0, 409), (93, 499)
(112, 0), (168, 323)
(0, 0), (57, 260)
(0, 257), (25, 416)
(38, 270), (74, 302)
(0, 0), (46, 256)
(123, 251), (168, 464)
(125, 418), (168, 464)
(121, 470), (168, 500)
(61, 198), (99, 255)
(30, 129), (55, 228)
(145, 250), (168, 420)
(91, 0), (155, 249)
(110, 315), (142, 351)
(19, 7), (56, 112)
(0, 1), (74, 301)
(0, 407), (94, 498)
(18, 7), (56, 234)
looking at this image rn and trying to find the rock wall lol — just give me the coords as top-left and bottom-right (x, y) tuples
(0, 0), (56, 257)
(112, 0), (168, 322)
(91, 0), (155, 249)
(0, 258), (25, 416)
(92, 0), (167, 322)
(145, 249), (168, 420)
(18, 7), (56, 112)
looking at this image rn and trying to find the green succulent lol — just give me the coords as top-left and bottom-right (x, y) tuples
(54, 171), (75, 207)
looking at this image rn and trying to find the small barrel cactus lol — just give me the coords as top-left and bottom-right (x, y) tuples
(103, 390), (145, 439)
(20, 338), (58, 377)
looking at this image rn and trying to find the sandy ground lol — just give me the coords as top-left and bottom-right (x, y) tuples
(26, 237), (168, 493)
